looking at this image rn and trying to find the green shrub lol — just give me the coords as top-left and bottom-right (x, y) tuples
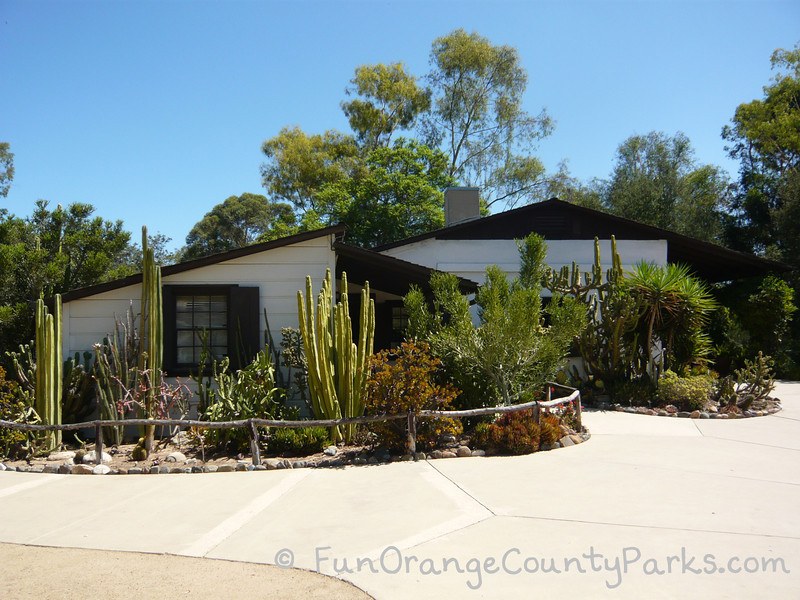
(0, 366), (37, 460)
(487, 409), (540, 455)
(201, 349), (295, 451)
(656, 370), (713, 411)
(611, 379), (655, 407)
(365, 342), (462, 452)
(469, 422), (492, 450)
(267, 427), (330, 456)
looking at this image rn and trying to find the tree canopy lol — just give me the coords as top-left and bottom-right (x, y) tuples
(723, 43), (800, 262)
(604, 132), (731, 242)
(422, 29), (553, 208)
(182, 193), (297, 260)
(0, 143), (13, 198)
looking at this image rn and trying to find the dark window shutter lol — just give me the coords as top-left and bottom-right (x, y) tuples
(162, 285), (177, 373)
(229, 286), (260, 370)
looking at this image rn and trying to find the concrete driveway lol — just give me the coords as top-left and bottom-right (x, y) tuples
(1, 382), (798, 599)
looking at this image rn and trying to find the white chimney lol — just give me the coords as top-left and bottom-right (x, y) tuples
(444, 187), (480, 227)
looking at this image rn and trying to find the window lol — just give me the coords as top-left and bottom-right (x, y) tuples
(175, 293), (228, 365)
(163, 285), (260, 374)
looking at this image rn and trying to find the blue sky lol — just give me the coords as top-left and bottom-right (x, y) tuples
(2, 0), (798, 250)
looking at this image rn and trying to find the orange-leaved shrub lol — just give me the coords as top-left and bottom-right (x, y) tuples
(487, 409), (540, 455)
(365, 341), (462, 452)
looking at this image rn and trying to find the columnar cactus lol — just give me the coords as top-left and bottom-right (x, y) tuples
(139, 226), (163, 454)
(297, 269), (374, 443)
(35, 294), (63, 448)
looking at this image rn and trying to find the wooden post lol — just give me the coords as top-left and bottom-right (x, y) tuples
(94, 422), (103, 464)
(533, 402), (541, 425)
(576, 395), (583, 430)
(406, 410), (416, 455)
(249, 420), (261, 466)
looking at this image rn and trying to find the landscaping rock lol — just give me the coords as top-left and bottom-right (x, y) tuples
(158, 466), (170, 474)
(656, 410), (668, 417)
(281, 459), (293, 469)
(47, 451), (76, 462)
(191, 466), (204, 473)
(169, 467), (185, 474)
(439, 451), (457, 459)
(429, 450), (444, 459)
(677, 411), (691, 418)
(665, 405), (678, 414)
(186, 458), (198, 465)
(82, 451), (112, 465)
(72, 464), (94, 475)
(559, 436), (575, 447)
(149, 466), (160, 474)
(690, 410), (701, 419)
(367, 457), (378, 465)
(0, 463), (6, 471)
(253, 464), (267, 471)
(414, 452), (427, 461)
(456, 446), (472, 457)
(58, 464), (73, 474)
(217, 465), (235, 472)
(399, 454), (413, 461)
(699, 412), (710, 419)
(708, 405), (718, 413)
(42, 464), (60, 474)
(716, 413), (729, 419)
(128, 468), (143, 475)
(353, 457), (367, 465)
(204, 465), (218, 473)
(569, 434), (583, 445)
(93, 464), (112, 475)
(438, 434), (457, 445)
(471, 449), (486, 457)
(246, 464), (256, 471)
(323, 446), (338, 456)
(235, 462), (247, 472)
(264, 459), (282, 470)
(165, 452), (187, 463)
(615, 405), (626, 412)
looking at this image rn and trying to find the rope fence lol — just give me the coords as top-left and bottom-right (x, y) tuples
(0, 382), (580, 466)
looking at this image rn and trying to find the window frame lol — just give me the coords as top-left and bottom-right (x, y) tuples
(162, 284), (260, 376)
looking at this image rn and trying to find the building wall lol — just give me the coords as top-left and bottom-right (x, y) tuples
(380, 238), (668, 286)
(62, 235), (337, 360)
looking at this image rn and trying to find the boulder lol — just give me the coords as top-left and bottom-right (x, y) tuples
(47, 451), (76, 462)
(82, 450), (112, 465)
(456, 446), (472, 457)
(92, 464), (112, 475)
(559, 436), (575, 447)
(165, 452), (187, 463)
(72, 464), (94, 475)
(323, 446), (338, 456)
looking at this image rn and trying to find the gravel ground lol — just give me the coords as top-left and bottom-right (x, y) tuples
(0, 543), (372, 600)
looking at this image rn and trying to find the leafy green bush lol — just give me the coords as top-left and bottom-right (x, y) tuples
(266, 427), (330, 456)
(201, 349), (295, 451)
(469, 422), (492, 450)
(487, 409), (541, 455)
(611, 379), (656, 407)
(365, 341), (462, 452)
(0, 366), (37, 459)
(406, 233), (586, 407)
(656, 370), (713, 411)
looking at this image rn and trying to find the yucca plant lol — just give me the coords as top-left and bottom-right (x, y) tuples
(624, 262), (716, 377)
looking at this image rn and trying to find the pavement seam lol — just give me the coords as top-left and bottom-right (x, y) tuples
(25, 479), (175, 544)
(423, 460), (497, 517)
(178, 470), (310, 558)
(0, 474), (65, 499)
(501, 514), (800, 541)
(697, 436), (800, 453)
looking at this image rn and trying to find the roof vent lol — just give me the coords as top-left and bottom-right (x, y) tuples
(444, 187), (480, 227)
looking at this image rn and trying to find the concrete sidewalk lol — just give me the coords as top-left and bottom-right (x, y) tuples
(1, 383), (799, 598)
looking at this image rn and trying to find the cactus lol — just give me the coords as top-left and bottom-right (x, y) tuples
(34, 294), (63, 449)
(139, 226), (163, 454)
(297, 269), (374, 443)
(545, 236), (638, 385)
